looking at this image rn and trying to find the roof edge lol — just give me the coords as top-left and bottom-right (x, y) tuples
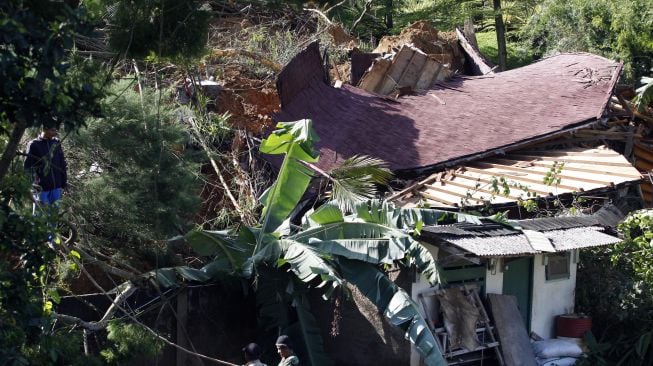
(391, 117), (600, 181)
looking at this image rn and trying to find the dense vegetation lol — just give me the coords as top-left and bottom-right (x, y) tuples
(1, 0), (652, 365)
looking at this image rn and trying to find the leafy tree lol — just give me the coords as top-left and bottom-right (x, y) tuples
(0, 1), (107, 364)
(521, 0), (653, 80)
(66, 79), (201, 258)
(0, 0), (106, 181)
(576, 210), (653, 365)
(100, 0), (211, 61)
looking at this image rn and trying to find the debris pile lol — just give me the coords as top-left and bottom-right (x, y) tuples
(373, 21), (465, 71)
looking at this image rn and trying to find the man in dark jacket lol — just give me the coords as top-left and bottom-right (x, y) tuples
(24, 125), (67, 205)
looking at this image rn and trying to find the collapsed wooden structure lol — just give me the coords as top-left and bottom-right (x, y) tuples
(266, 29), (653, 365)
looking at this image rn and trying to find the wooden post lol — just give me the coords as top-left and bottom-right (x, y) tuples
(493, 0), (507, 71)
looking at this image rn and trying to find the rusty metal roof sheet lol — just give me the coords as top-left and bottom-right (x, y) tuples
(272, 42), (622, 172)
(393, 146), (642, 208)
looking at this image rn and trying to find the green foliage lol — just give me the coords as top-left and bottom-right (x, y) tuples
(100, 321), (164, 364)
(521, 0), (653, 80)
(328, 155), (393, 213)
(476, 31), (534, 69)
(575, 210), (653, 365)
(21, 330), (104, 366)
(0, 0), (106, 131)
(67, 79), (201, 254)
(634, 73), (653, 113)
(102, 0), (210, 61)
(616, 210), (653, 285)
(259, 119), (319, 236)
(0, 1), (108, 363)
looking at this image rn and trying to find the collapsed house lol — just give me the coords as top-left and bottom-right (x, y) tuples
(268, 32), (649, 365)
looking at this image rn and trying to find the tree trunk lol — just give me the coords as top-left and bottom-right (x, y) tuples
(493, 0), (507, 71)
(464, 18), (478, 49)
(385, 0), (393, 29)
(0, 122), (27, 182)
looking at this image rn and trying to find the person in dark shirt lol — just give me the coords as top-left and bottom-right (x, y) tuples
(24, 125), (68, 206)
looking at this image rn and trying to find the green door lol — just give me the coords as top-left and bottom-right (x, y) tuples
(502, 257), (533, 330)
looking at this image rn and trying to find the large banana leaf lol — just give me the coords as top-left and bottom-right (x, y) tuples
(184, 229), (251, 272)
(291, 221), (440, 285)
(354, 200), (482, 229)
(291, 221), (413, 243)
(303, 202), (345, 227)
(259, 120), (319, 236)
(280, 239), (343, 288)
(338, 259), (446, 366)
(306, 238), (406, 264)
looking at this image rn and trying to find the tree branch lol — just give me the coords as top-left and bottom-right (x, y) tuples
(54, 282), (136, 331)
(304, 8), (333, 25)
(350, 0), (373, 33)
(0, 122), (27, 182)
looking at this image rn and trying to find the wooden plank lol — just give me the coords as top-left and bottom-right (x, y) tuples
(508, 153), (632, 167)
(634, 145), (653, 163)
(378, 46), (414, 94)
(485, 157), (642, 180)
(456, 27), (494, 75)
(396, 50), (428, 88)
(487, 294), (537, 366)
(452, 174), (553, 196)
(462, 166), (581, 191)
(472, 161), (619, 186)
(358, 58), (392, 92)
(425, 183), (487, 202)
(420, 191), (459, 206)
(416, 59), (442, 90)
(441, 178), (529, 200)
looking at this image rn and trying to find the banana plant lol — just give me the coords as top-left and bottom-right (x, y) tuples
(163, 119), (485, 366)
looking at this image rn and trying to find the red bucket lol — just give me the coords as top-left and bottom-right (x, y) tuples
(556, 314), (592, 338)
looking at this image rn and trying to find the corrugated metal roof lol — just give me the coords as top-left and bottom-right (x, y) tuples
(445, 234), (533, 257)
(393, 146), (642, 208)
(421, 208), (623, 257)
(515, 205), (624, 230)
(437, 226), (620, 257)
(546, 227), (621, 250)
(357, 45), (454, 95)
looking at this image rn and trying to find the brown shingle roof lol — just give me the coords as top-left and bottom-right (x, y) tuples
(273, 42), (622, 173)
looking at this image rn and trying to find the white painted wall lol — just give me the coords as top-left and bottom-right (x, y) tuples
(485, 259), (504, 295)
(529, 253), (577, 339)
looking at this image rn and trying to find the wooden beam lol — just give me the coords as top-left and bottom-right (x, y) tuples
(507, 153), (632, 168)
(485, 157), (642, 180)
(472, 161), (619, 186)
(462, 166), (581, 191)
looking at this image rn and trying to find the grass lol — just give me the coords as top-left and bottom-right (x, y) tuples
(475, 31), (535, 70)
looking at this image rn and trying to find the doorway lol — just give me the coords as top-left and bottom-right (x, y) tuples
(502, 257), (533, 330)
